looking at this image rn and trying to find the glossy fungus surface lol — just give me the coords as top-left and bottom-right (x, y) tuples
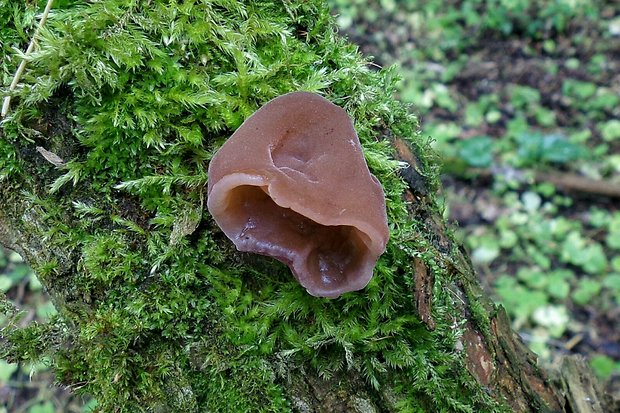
(207, 92), (389, 298)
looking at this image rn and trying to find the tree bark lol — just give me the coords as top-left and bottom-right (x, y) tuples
(0, 1), (611, 412)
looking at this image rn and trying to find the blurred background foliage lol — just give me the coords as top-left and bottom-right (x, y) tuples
(1, 0), (619, 410)
(0, 247), (96, 412)
(330, 0), (620, 399)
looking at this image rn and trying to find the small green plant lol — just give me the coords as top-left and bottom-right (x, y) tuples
(590, 354), (620, 380)
(601, 120), (620, 142)
(514, 132), (588, 166)
(469, 192), (619, 359)
(0, 359), (18, 382)
(457, 136), (494, 168)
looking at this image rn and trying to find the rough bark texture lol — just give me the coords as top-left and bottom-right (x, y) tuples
(0, 1), (610, 412)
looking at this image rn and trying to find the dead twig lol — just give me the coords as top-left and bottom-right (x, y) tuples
(540, 171), (620, 199)
(456, 164), (620, 200)
(1, 0), (55, 118)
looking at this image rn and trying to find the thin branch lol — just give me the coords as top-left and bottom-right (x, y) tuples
(452, 162), (620, 200)
(540, 171), (620, 199)
(1, 0), (55, 118)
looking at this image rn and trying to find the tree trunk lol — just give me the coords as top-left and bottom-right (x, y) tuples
(0, 1), (610, 412)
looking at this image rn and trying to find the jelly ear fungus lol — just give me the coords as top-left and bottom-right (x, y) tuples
(207, 92), (389, 298)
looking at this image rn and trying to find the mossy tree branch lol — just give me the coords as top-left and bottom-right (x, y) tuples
(0, 1), (607, 412)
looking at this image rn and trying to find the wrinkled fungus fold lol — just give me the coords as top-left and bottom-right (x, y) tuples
(207, 92), (389, 298)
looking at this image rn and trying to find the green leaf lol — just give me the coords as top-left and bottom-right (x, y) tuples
(590, 354), (618, 379)
(561, 231), (587, 264)
(0, 276), (12, 292)
(464, 102), (484, 126)
(581, 244), (607, 275)
(603, 274), (620, 292)
(540, 134), (587, 163)
(591, 91), (620, 112)
(572, 279), (602, 306)
(432, 83), (458, 112)
(514, 132), (543, 166)
(516, 132), (587, 166)
(457, 136), (494, 168)
(533, 106), (555, 127)
(564, 58), (579, 70)
(607, 214), (620, 250)
(495, 276), (549, 320)
(0, 360), (18, 382)
(506, 116), (529, 139)
(517, 267), (547, 289)
(498, 228), (518, 249)
(36, 301), (57, 320)
(28, 402), (55, 413)
(601, 120), (620, 142)
(532, 305), (568, 337)
(546, 277), (570, 300)
(485, 109), (502, 124)
(562, 79), (597, 100)
(29, 274), (43, 291)
(509, 85), (540, 108)
(521, 191), (541, 212)
(471, 237), (500, 264)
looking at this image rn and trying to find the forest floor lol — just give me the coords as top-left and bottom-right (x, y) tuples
(332, 0), (620, 402)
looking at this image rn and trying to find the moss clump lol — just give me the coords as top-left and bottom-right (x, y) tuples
(1, 0), (506, 412)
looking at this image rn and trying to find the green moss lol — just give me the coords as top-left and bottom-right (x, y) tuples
(0, 138), (21, 181)
(1, 1), (506, 411)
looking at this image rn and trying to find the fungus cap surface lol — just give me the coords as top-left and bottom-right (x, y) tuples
(207, 92), (389, 298)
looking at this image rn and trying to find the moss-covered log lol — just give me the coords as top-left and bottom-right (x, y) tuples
(0, 1), (607, 412)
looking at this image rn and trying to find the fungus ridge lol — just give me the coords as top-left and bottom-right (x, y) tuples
(207, 92), (389, 298)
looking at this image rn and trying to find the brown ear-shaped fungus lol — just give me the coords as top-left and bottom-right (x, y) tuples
(207, 92), (389, 298)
